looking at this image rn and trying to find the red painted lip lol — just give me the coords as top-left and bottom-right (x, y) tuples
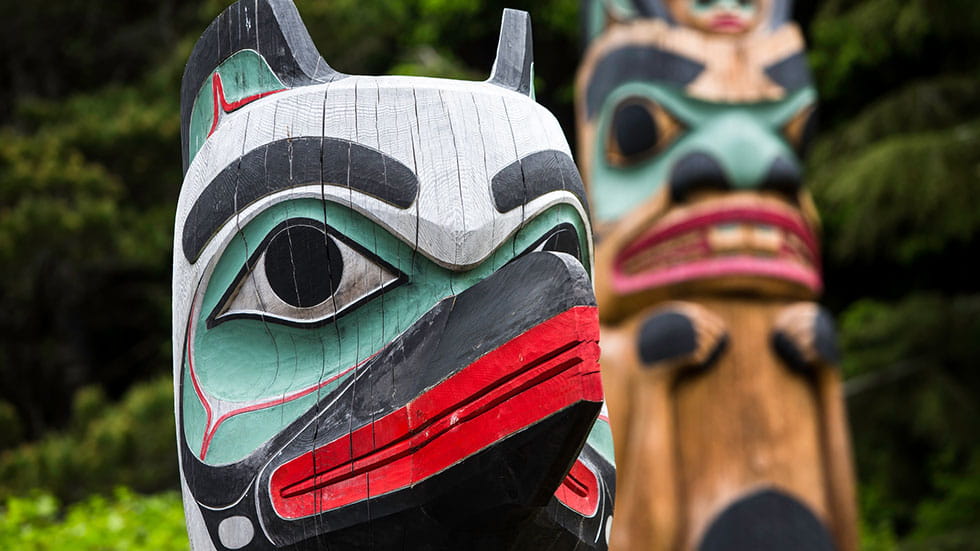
(708, 13), (751, 33)
(613, 203), (822, 294)
(269, 306), (602, 520)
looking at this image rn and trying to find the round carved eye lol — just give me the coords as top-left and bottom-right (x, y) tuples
(606, 97), (684, 168)
(265, 225), (344, 308)
(210, 219), (404, 328)
(783, 104), (818, 158)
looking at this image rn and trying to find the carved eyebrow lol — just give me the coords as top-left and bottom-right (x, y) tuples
(585, 45), (705, 120)
(491, 150), (590, 216)
(182, 137), (418, 263)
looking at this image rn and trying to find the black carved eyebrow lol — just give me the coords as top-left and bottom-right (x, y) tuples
(764, 52), (814, 92)
(182, 137), (418, 263)
(491, 150), (590, 216)
(585, 45), (705, 120)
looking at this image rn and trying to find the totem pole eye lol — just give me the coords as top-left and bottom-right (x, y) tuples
(783, 104), (818, 157)
(606, 97), (684, 168)
(208, 219), (405, 328)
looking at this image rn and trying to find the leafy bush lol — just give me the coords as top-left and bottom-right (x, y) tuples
(0, 377), (178, 503)
(0, 489), (187, 551)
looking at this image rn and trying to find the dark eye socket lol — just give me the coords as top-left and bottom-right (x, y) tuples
(606, 97), (684, 167)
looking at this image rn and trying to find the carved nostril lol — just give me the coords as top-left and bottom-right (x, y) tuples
(669, 152), (731, 203)
(760, 156), (802, 198)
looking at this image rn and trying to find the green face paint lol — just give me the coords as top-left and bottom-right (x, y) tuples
(590, 83), (815, 223)
(182, 199), (590, 465)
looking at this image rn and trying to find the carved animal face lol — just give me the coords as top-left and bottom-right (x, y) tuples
(577, 0), (819, 321)
(174, 2), (614, 549)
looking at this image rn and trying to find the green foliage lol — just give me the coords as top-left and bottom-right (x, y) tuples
(0, 377), (178, 503)
(0, 489), (187, 551)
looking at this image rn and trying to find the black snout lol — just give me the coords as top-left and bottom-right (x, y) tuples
(698, 489), (834, 551)
(760, 156), (803, 199)
(669, 152), (731, 202)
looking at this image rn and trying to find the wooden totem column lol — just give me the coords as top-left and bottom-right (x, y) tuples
(576, 0), (858, 549)
(173, 1), (615, 549)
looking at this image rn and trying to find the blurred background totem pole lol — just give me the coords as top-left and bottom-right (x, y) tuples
(173, 0), (614, 549)
(576, 0), (858, 549)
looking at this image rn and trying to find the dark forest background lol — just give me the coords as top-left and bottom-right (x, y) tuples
(1, 0), (978, 548)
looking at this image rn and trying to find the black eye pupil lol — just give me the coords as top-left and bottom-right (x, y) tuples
(265, 225), (344, 308)
(613, 102), (659, 159)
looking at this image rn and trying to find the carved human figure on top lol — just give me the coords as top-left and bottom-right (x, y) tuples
(577, 0), (858, 550)
(173, 1), (614, 549)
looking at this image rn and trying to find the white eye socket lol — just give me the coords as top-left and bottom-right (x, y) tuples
(209, 219), (405, 328)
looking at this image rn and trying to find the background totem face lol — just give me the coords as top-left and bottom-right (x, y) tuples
(578, 0), (819, 321)
(578, 1), (857, 549)
(174, 1), (614, 549)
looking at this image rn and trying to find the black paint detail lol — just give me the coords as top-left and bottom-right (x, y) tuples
(669, 151), (731, 202)
(180, 0), (346, 171)
(585, 46), (704, 119)
(491, 151), (589, 215)
(760, 156), (802, 198)
(814, 307), (841, 366)
(179, 251), (596, 512)
(206, 218), (406, 330)
(638, 311), (698, 365)
(612, 101), (658, 159)
(764, 52), (814, 93)
(182, 137), (418, 263)
(488, 9), (534, 96)
(772, 331), (808, 373)
(699, 489), (835, 551)
(772, 306), (841, 373)
(264, 225), (343, 308)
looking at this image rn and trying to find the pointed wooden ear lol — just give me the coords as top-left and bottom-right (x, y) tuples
(487, 9), (534, 97)
(180, 0), (345, 171)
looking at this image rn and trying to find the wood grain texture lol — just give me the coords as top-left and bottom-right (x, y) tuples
(578, 1), (858, 549)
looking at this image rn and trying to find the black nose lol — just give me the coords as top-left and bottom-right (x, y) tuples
(669, 152), (731, 203)
(760, 156), (803, 198)
(698, 489), (834, 551)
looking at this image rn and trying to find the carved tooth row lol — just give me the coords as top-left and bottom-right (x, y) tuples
(707, 224), (784, 255)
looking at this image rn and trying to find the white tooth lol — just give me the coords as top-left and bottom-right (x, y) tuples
(749, 224), (782, 253)
(708, 224), (747, 252)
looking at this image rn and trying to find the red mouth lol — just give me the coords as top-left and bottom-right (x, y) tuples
(269, 306), (601, 519)
(613, 201), (821, 295)
(708, 13), (751, 33)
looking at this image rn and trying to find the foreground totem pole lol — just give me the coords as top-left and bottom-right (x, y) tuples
(173, 1), (614, 549)
(576, 0), (858, 549)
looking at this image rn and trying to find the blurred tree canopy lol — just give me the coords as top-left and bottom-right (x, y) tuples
(0, 0), (978, 548)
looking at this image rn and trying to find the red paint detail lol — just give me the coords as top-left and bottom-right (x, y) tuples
(269, 306), (602, 520)
(614, 205), (822, 294)
(554, 460), (600, 517)
(207, 72), (287, 138)
(598, 414), (610, 424)
(185, 302), (380, 461)
(613, 256), (823, 295)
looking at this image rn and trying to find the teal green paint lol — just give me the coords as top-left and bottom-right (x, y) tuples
(204, 392), (321, 466)
(590, 83), (817, 222)
(187, 50), (286, 166)
(183, 199), (589, 464)
(182, 370), (207, 459)
(586, 418), (615, 467)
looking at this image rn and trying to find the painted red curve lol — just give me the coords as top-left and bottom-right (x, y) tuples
(208, 72), (287, 137)
(269, 305), (602, 519)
